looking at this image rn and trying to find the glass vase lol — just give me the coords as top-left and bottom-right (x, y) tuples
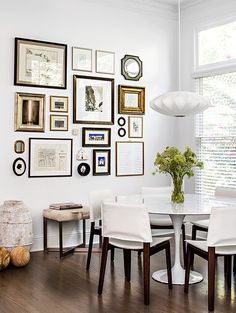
(171, 178), (184, 203)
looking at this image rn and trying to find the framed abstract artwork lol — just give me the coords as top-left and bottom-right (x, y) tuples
(29, 138), (72, 178)
(14, 38), (67, 89)
(73, 75), (114, 124)
(82, 127), (111, 147)
(93, 149), (111, 176)
(118, 85), (145, 114)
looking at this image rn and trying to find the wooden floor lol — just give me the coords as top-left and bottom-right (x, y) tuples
(0, 246), (235, 313)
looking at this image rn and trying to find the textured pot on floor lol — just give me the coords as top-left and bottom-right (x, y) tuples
(0, 200), (33, 250)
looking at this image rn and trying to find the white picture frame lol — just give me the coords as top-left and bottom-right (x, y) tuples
(128, 116), (143, 138)
(72, 47), (92, 72)
(96, 50), (115, 75)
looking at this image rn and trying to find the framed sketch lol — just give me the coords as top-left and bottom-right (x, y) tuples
(93, 149), (111, 176)
(29, 138), (72, 178)
(14, 38), (67, 89)
(116, 141), (144, 176)
(82, 127), (111, 147)
(50, 115), (68, 131)
(72, 47), (92, 72)
(50, 96), (68, 112)
(14, 140), (25, 154)
(15, 92), (45, 132)
(73, 75), (114, 124)
(118, 85), (145, 114)
(95, 50), (115, 74)
(128, 116), (143, 138)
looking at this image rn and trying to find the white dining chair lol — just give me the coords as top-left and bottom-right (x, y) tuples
(86, 189), (114, 270)
(185, 206), (236, 311)
(191, 186), (236, 272)
(98, 201), (172, 305)
(141, 186), (186, 265)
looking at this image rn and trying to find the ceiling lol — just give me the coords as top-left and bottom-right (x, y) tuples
(156, 0), (191, 4)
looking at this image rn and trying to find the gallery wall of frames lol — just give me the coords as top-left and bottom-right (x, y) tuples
(13, 37), (145, 179)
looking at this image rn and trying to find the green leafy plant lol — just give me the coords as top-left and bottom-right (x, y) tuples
(153, 146), (203, 203)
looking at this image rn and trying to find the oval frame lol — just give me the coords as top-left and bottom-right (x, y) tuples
(77, 163), (91, 176)
(14, 140), (25, 154)
(13, 158), (26, 176)
(121, 55), (143, 81)
(118, 128), (126, 137)
(117, 117), (126, 127)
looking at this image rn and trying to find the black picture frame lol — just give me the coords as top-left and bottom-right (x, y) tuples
(117, 117), (126, 126)
(13, 158), (26, 176)
(118, 128), (126, 137)
(93, 149), (111, 176)
(14, 37), (67, 89)
(77, 163), (91, 176)
(82, 127), (111, 147)
(29, 138), (73, 178)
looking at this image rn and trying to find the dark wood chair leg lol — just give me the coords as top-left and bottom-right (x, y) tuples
(165, 242), (172, 289)
(98, 237), (109, 295)
(182, 224), (186, 268)
(82, 219), (86, 246)
(59, 222), (63, 259)
(234, 255), (236, 275)
(99, 220), (102, 248)
(138, 251), (142, 257)
(208, 247), (216, 312)
(43, 217), (48, 252)
(190, 225), (197, 267)
(184, 244), (192, 293)
(110, 247), (115, 262)
(123, 249), (131, 282)
(86, 222), (95, 270)
(143, 243), (150, 305)
(224, 255), (232, 288)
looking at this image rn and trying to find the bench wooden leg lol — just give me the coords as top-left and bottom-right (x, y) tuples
(43, 217), (48, 253)
(59, 222), (63, 259)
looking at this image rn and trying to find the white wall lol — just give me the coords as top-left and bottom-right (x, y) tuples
(0, 0), (178, 250)
(177, 0), (236, 193)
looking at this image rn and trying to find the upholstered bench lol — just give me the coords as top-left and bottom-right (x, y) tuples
(43, 206), (90, 258)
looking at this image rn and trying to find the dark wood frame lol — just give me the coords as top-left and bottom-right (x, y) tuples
(93, 149), (111, 176)
(118, 85), (145, 115)
(28, 138), (73, 178)
(14, 37), (67, 89)
(82, 127), (111, 147)
(128, 116), (143, 138)
(50, 115), (68, 131)
(121, 54), (143, 81)
(73, 75), (114, 124)
(50, 96), (69, 113)
(116, 141), (144, 177)
(14, 140), (25, 154)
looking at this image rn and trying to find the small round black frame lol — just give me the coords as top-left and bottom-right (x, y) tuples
(77, 163), (90, 176)
(13, 158), (26, 176)
(118, 128), (126, 137)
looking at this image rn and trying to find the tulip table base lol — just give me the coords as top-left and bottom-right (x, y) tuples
(152, 213), (203, 285)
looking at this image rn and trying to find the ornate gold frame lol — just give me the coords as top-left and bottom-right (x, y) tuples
(118, 85), (145, 114)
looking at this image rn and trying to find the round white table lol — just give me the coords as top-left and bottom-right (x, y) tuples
(145, 193), (236, 285)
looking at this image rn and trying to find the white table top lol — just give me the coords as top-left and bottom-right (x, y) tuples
(145, 193), (236, 215)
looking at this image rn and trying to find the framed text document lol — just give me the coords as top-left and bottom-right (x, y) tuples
(116, 141), (144, 176)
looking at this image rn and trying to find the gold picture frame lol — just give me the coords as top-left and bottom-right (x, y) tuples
(50, 115), (68, 131)
(118, 85), (145, 114)
(15, 92), (45, 132)
(50, 96), (68, 112)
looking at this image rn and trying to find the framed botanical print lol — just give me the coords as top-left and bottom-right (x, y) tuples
(118, 85), (145, 114)
(116, 141), (144, 176)
(15, 92), (45, 132)
(29, 138), (72, 178)
(14, 38), (67, 89)
(73, 75), (114, 124)
(93, 149), (111, 176)
(95, 50), (115, 74)
(128, 116), (143, 138)
(50, 115), (68, 131)
(72, 47), (92, 72)
(50, 96), (68, 112)
(82, 127), (111, 147)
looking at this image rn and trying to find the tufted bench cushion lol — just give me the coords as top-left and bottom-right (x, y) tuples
(43, 206), (90, 222)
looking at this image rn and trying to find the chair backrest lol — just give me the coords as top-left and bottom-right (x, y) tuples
(101, 202), (152, 243)
(215, 186), (236, 198)
(89, 189), (113, 222)
(116, 194), (143, 204)
(141, 186), (172, 195)
(207, 207), (236, 253)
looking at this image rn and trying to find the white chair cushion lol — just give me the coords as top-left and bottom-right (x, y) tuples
(191, 219), (209, 229)
(109, 236), (171, 250)
(150, 216), (172, 227)
(186, 240), (236, 255)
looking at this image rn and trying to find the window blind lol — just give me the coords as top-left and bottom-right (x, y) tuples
(195, 72), (236, 196)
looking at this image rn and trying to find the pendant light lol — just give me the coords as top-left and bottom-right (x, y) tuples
(150, 0), (210, 117)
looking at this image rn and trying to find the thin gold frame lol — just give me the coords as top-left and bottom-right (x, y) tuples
(128, 116), (143, 138)
(50, 96), (69, 113)
(50, 115), (68, 131)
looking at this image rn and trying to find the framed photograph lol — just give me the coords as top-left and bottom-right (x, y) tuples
(93, 149), (111, 176)
(50, 115), (68, 131)
(72, 47), (92, 72)
(116, 141), (144, 176)
(15, 92), (45, 132)
(95, 50), (115, 74)
(118, 85), (145, 114)
(73, 75), (114, 124)
(82, 127), (111, 147)
(29, 138), (72, 178)
(128, 116), (143, 138)
(50, 96), (68, 112)
(14, 38), (67, 89)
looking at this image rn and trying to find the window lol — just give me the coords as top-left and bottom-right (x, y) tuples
(196, 20), (236, 69)
(195, 72), (236, 196)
